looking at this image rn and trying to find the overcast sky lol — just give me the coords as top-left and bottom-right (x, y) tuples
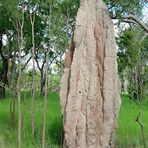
(143, 5), (148, 22)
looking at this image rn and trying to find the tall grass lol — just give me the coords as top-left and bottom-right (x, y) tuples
(0, 92), (62, 148)
(0, 92), (147, 147)
(116, 94), (148, 148)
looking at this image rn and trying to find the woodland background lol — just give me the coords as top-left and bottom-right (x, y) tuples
(0, 0), (148, 147)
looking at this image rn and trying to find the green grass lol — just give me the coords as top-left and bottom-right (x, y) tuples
(116, 94), (148, 148)
(0, 92), (148, 148)
(0, 92), (62, 148)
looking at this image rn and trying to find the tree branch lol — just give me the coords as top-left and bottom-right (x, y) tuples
(0, 34), (5, 60)
(35, 55), (42, 71)
(122, 14), (148, 33)
(21, 56), (32, 71)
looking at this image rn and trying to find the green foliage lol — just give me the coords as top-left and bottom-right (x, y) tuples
(105, 0), (143, 18)
(48, 74), (60, 92)
(117, 26), (148, 100)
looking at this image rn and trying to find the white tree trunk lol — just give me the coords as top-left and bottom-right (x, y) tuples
(60, 0), (121, 148)
(30, 12), (35, 137)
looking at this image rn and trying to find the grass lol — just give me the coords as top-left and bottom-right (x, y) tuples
(0, 92), (62, 148)
(116, 94), (148, 148)
(0, 92), (148, 148)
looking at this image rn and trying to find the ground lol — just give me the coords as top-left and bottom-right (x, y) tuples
(0, 92), (147, 148)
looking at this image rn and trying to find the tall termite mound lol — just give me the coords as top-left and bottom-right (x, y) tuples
(60, 0), (121, 147)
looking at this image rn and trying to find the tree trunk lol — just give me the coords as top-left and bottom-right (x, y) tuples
(30, 12), (35, 137)
(17, 13), (24, 148)
(0, 34), (9, 99)
(42, 60), (48, 148)
(60, 0), (121, 148)
(10, 98), (15, 129)
(40, 71), (45, 96)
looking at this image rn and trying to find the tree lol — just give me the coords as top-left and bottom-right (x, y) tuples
(42, 49), (49, 148)
(0, 3), (15, 98)
(105, 0), (148, 33)
(16, 11), (24, 148)
(117, 26), (148, 100)
(0, 0), (33, 98)
(30, 11), (36, 137)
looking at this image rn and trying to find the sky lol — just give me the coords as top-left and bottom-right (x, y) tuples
(143, 5), (148, 22)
